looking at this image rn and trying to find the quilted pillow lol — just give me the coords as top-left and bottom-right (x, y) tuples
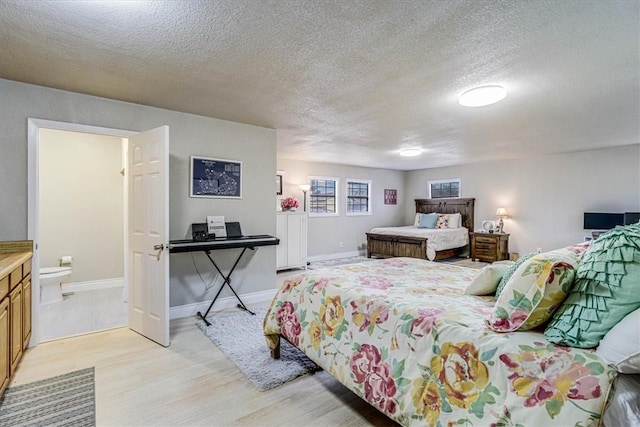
(495, 253), (535, 298)
(465, 261), (514, 295)
(436, 214), (449, 229)
(486, 245), (587, 332)
(545, 224), (640, 348)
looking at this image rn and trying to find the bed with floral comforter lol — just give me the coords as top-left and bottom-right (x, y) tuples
(263, 257), (615, 427)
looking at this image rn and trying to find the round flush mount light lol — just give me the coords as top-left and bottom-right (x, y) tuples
(399, 148), (422, 157)
(458, 85), (507, 107)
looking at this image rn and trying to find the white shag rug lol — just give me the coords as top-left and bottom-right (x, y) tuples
(196, 307), (319, 392)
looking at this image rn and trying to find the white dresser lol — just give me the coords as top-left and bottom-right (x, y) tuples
(276, 211), (307, 270)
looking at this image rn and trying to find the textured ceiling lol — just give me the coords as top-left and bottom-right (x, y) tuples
(1, 0), (638, 170)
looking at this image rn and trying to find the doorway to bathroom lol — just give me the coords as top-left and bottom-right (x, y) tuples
(37, 128), (128, 342)
(28, 119), (171, 348)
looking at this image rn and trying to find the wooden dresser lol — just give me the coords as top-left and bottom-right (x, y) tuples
(470, 232), (509, 263)
(0, 240), (33, 397)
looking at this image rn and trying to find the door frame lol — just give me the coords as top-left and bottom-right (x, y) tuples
(27, 118), (136, 346)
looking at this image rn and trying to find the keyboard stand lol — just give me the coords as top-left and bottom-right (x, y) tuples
(168, 235), (279, 326)
(198, 247), (255, 325)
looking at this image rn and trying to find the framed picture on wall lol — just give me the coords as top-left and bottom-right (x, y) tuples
(384, 189), (397, 205)
(276, 173), (283, 195)
(190, 156), (242, 198)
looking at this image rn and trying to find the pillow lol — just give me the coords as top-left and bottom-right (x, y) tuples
(418, 213), (438, 229)
(465, 261), (514, 295)
(495, 253), (535, 298)
(486, 246), (586, 332)
(436, 214), (449, 229)
(413, 213), (423, 227)
(596, 307), (640, 373)
(446, 212), (462, 229)
(545, 223), (640, 348)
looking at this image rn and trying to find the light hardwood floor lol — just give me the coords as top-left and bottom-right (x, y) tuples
(12, 311), (398, 426)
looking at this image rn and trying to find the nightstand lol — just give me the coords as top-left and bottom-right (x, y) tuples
(470, 232), (509, 263)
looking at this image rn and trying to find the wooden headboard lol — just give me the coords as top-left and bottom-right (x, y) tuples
(415, 198), (476, 231)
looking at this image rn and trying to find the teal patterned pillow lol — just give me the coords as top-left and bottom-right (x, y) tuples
(495, 253), (534, 298)
(545, 223), (640, 348)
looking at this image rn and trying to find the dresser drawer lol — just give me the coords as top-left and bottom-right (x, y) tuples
(474, 236), (497, 245)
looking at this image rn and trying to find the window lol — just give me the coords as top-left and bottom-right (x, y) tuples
(428, 179), (461, 198)
(346, 179), (372, 215)
(309, 176), (339, 216)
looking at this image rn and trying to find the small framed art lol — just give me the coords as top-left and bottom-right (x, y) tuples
(190, 156), (242, 198)
(384, 189), (397, 205)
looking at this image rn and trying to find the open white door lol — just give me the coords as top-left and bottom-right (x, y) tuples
(127, 126), (170, 346)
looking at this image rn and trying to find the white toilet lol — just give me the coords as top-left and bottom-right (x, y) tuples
(39, 267), (72, 304)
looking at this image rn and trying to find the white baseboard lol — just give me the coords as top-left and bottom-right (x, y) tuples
(307, 250), (361, 263)
(62, 277), (124, 293)
(169, 288), (278, 320)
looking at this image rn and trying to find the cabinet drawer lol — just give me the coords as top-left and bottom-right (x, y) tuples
(22, 261), (31, 278)
(9, 267), (22, 289)
(0, 276), (7, 300)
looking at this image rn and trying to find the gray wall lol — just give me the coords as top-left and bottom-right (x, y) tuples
(405, 145), (640, 256)
(0, 79), (277, 307)
(277, 158), (405, 258)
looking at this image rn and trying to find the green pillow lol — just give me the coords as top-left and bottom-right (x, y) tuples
(495, 253), (534, 298)
(544, 223), (640, 348)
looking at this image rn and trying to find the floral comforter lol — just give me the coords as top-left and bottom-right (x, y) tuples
(263, 258), (615, 427)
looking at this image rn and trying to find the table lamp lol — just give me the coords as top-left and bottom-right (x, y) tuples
(496, 207), (508, 233)
(299, 184), (311, 212)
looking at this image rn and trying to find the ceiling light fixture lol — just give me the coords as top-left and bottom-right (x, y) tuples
(399, 148), (422, 157)
(458, 85), (507, 107)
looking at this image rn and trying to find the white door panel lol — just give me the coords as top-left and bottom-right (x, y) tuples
(127, 126), (169, 347)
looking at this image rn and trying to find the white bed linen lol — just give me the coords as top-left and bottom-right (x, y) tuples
(603, 374), (640, 427)
(368, 226), (469, 260)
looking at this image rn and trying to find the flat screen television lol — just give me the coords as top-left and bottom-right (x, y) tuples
(583, 212), (624, 230)
(624, 212), (640, 225)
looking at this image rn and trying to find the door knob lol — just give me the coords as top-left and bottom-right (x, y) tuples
(153, 244), (164, 260)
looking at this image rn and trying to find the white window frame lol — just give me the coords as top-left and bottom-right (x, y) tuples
(427, 179), (461, 199)
(346, 178), (372, 216)
(308, 175), (339, 217)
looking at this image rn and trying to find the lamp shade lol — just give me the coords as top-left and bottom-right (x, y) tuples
(299, 184), (311, 192)
(496, 207), (508, 217)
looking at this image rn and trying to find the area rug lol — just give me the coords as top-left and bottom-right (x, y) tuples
(308, 255), (374, 270)
(197, 307), (319, 392)
(0, 367), (95, 426)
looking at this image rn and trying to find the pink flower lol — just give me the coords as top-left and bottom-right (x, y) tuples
(350, 299), (390, 332)
(500, 343), (605, 417)
(351, 344), (382, 383)
(350, 344), (397, 414)
(280, 197), (299, 209)
(359, 276), (393, 290)
(410, 308), (444, 337)
(276, 301), (301, 346)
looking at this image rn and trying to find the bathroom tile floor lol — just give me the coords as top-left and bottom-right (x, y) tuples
(39, 287), (128, 342)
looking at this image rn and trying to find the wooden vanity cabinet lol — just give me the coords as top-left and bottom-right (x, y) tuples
(0, 297), (9, 394)
(9, 283), (22, 374)
(0, 241), (33, 397)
